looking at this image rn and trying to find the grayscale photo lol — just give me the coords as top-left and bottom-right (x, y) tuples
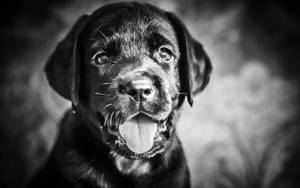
(0, 0), (299, 188)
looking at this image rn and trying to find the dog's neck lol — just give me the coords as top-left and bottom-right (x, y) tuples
(110, 151), (152, 176)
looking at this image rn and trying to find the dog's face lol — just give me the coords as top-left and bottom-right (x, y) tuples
(46, 2), (212, 159)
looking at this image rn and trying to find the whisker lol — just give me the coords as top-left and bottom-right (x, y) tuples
(104, 114), (109, 126)
(94, 82), (112, 87)
(129, 96), (136, 102)
(115, 111), (120, 126)
(98, 31), (109, 41)
(114, 116), (117, 127)
(103, 103), (113, 110)
(117, 117), (120, 126)
(102, 82), (112, 85)
(116, 111), (120, 118)
(110, 112), (114, 127)
(95, 92), (110, 96)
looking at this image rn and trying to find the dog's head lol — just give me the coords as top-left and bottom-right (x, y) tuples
(46, 2), (212, 159)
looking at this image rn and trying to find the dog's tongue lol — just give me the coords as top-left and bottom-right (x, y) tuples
(119, 115), (157, 154)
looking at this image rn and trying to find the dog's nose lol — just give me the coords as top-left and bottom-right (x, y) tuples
(118, 78), (154, 100)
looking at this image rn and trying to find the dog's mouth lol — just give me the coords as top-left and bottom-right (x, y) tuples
(97, 111), (172, 159)
(119, 113), (164, 154)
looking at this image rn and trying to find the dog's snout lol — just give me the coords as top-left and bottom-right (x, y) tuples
(118, 78), (154, 100)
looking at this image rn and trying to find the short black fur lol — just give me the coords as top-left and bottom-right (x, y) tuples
(27, 2), (212, 188)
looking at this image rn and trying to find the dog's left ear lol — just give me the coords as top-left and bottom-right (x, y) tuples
(45, 15), (90, 106)
(165, 12), (212, 107)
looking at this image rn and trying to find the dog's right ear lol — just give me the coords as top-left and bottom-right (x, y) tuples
(45, 15), (89, 106)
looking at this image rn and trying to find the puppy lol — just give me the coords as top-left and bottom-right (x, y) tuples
(28, 2), (212, 188)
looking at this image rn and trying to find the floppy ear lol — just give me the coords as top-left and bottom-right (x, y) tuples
(165, 13), (212, 107)
(45, 15), (89, 106)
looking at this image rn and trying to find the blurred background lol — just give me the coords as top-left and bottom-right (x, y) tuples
(1, 0), (300, 187)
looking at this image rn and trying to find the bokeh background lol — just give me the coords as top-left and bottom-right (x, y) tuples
(1, 0), (300, 188)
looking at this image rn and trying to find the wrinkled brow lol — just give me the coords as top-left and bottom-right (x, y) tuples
(148, 33), (174, 50)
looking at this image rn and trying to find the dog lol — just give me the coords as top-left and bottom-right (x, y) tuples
(27, 2), (212, 188)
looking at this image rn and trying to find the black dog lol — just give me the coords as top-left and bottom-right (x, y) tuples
(28, 2), (212, 188)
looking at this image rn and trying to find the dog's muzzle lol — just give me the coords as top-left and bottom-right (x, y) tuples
(94, 73), (175, 158)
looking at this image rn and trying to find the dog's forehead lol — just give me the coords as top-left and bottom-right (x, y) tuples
(89, 2), (174, 32)
(84, 3), (178, 54)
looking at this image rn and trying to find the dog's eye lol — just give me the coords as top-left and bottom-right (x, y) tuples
(93, 52), (110, 66)
(158, 46), (174, 62)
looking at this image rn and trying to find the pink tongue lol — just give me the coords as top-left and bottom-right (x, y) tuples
(119, 115), (157, 154)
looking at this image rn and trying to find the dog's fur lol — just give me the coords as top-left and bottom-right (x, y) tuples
(27, 2), (212, 188)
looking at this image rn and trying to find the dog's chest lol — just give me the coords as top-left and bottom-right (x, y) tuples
(63, 151), (109, 188)
(64, 151), (152, 188)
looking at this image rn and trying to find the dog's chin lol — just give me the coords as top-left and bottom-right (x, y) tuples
(98, 112), (173, 159)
